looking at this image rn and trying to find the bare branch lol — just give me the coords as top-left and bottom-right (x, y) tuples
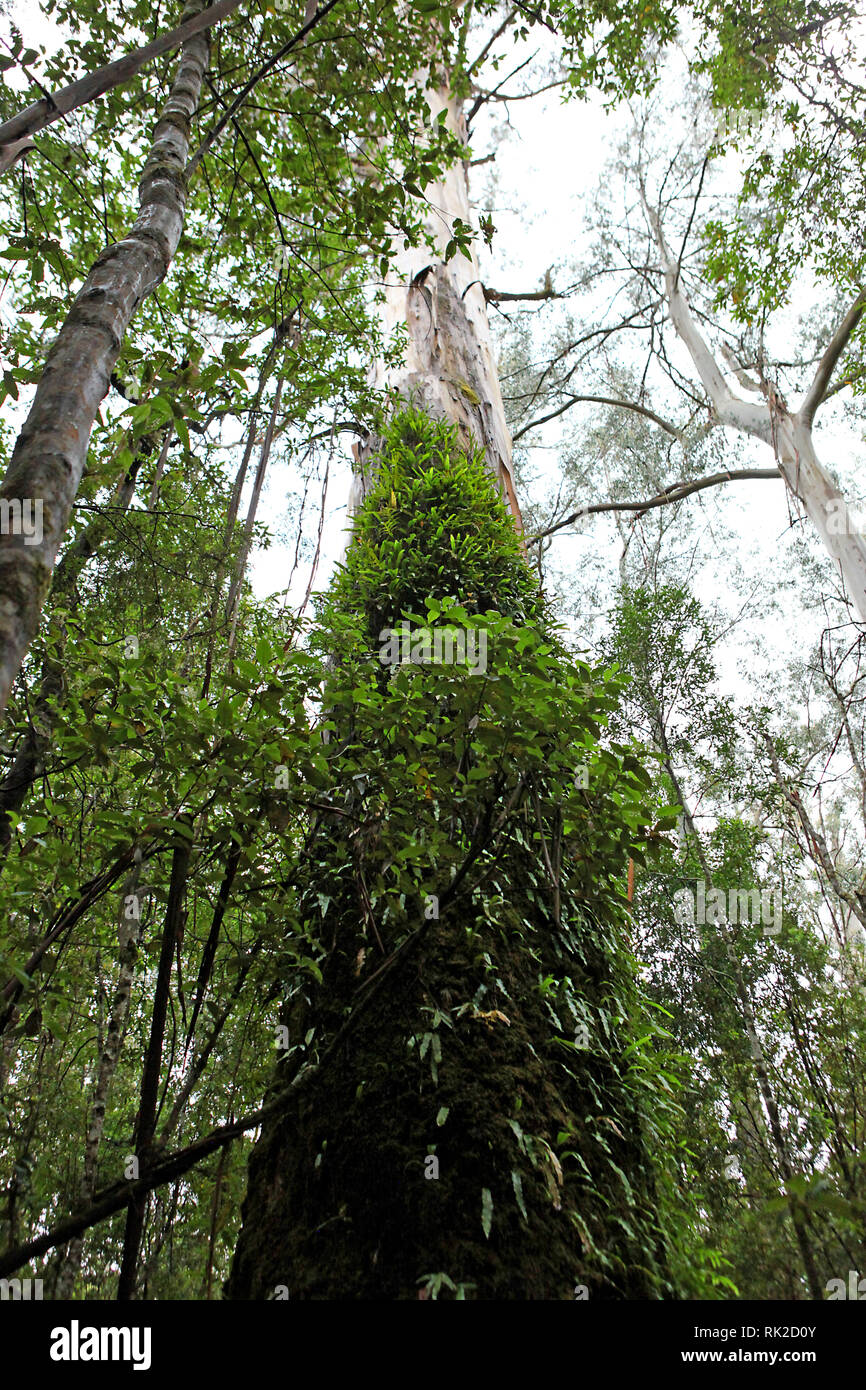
(761, 731), (866, 931)
(527, 468), (782, 543)
(466, 50), (537, 124)
(673, 153), (709, 293)
(469, 77), (566, 114)
(512, 392), (681, 443)
(721, 342), (763, 394)
(799, 293), (866, 428)
(483, 274), (565, 305)
(640, 181), (736, 412)
(637, 176), (770, 438)
(468, 8), (517, 76)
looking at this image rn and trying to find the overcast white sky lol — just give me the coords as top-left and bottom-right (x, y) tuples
(246, 27), (864, 705)
(3, 1), (864, 694)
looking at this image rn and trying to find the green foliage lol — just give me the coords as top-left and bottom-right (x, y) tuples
(224, 410), (706, 1298)
(608, 580), (866, 1299)
(324, 409), (542, 637)
(1, 0), (860, 1305)
(690, 0), (866, 339)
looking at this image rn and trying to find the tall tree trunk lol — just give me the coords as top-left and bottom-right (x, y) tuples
(227, 79), (673, 1302)
(349, 87), (523, 532)
(0, 0), (212, 719)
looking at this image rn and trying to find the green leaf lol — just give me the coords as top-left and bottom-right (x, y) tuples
(511, 1169), (528, 1222)
(481, 1186), (493, 1239)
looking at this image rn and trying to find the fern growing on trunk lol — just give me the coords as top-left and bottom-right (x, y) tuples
(227, 410), (684, 1300)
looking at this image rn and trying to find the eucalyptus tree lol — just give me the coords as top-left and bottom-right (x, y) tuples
(226, 40), (696, 1299)
(496, 29), (866, 620)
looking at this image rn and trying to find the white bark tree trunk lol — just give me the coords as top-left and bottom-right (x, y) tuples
(351, 87), (523, 534)
(644, 190), (866, 621)
(775, 417), (866, 620)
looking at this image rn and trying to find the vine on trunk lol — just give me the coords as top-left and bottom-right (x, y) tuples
(227, 410), (701, 1299)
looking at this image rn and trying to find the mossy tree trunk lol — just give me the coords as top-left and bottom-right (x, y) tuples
(227, 80), (679, 1302)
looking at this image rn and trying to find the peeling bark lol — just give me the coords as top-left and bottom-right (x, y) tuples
(351, 88), (523, 535)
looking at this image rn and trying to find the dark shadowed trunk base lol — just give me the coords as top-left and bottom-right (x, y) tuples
(227, 899), (670, 1300)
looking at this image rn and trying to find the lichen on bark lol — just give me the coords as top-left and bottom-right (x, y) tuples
(0, 0), (211, 716)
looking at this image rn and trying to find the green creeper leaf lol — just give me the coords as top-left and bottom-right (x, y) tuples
(511, 1170), (528, 1222)
(481, 1186), (493, 1239)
